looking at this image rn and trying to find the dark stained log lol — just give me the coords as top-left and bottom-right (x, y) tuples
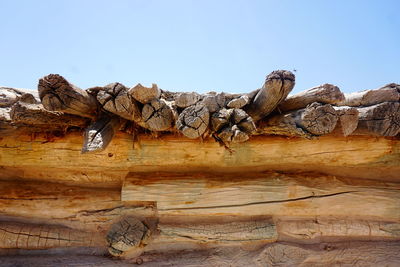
(81, 114), (121, 153)
(259, 103), (338, 137)
(95, 83), (142, 122)
(176, 104), (209, 139)
(331, 106), (359, 136)
(0, 221), (104, 249)
(106, 217), (150, 257)
(141, 99), (174, 131)
(210, 108), (256, 143)
(353, 102), (400, 136)
(38, 74), (98, 118)
(175, 92), (201, 108)
(339, 83), (400, 107)
(130, 83), (161, 104)
(245, 70), (295, 121)
(10, 101), (88, 128)
(278, 83), (344, 112)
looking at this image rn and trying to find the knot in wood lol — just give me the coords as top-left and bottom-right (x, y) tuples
(176, 103), (210, 139)
(106, 217), (150, 256)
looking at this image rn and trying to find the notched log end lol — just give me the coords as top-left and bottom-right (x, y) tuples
(38, 74), (98, 118)
(106, 217), (150, 257)
(176, 103), (210, 139)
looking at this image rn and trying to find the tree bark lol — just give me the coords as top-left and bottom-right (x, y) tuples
(245, 70), (295, 121)
(38, 74), (98, 118)
(278, 83), (344, 112)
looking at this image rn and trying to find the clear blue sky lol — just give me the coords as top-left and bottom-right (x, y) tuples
(1, 0), (399, 94)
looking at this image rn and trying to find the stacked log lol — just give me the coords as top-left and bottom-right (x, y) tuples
(0, 71), (399, 265)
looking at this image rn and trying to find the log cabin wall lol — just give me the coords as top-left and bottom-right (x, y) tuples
(0, 71), (399, 266)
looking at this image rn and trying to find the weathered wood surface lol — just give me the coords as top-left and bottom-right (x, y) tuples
(156, 219), (277, 245)
(0, 221), (104, 249)
(353, 102), (400, 136)
(130, 83), (161, 104)
(1, 242), (399, 266)
(94, 82), (142, 122)
(245, 70), (295, 121)
(176, 103), (209, 139)
(142, 99), (174, 131)
(10, 101), (88, 128)
(258, 103), (338, 137)
(122, 172), (400, 218)
(277, 219), (400, 243)
(339, 83), (400, 107)
(279, 83), (345, 112)
(1, 133), (399, 186)
(82, 114), (121, 153)
(331, 106), (359, 136)
(0, 180), (153, 232)
(38, 74), (98, 118)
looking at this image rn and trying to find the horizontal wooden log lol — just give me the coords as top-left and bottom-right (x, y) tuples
(353, 102), (400, 136)
(156, 219), (277, 245)
(0, 180), (153, 232)
(122, 172), (400, 218)
(245, 70), (295, 121)
(257, 113), (312, 138)
(339, 83), (400, 107)
(141, 241), (400, 266)
(0, 221), (104, 249)
(278, 83), (345, 112)
(277, 219), (400, 243)
(38, 74), (98, 118)
(331, 106), (359, 136)
(258, 103), (338, 137)
(1, 241), (399, 266)
(1, 133), (399, 184)
(10, 102), (88, 128)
